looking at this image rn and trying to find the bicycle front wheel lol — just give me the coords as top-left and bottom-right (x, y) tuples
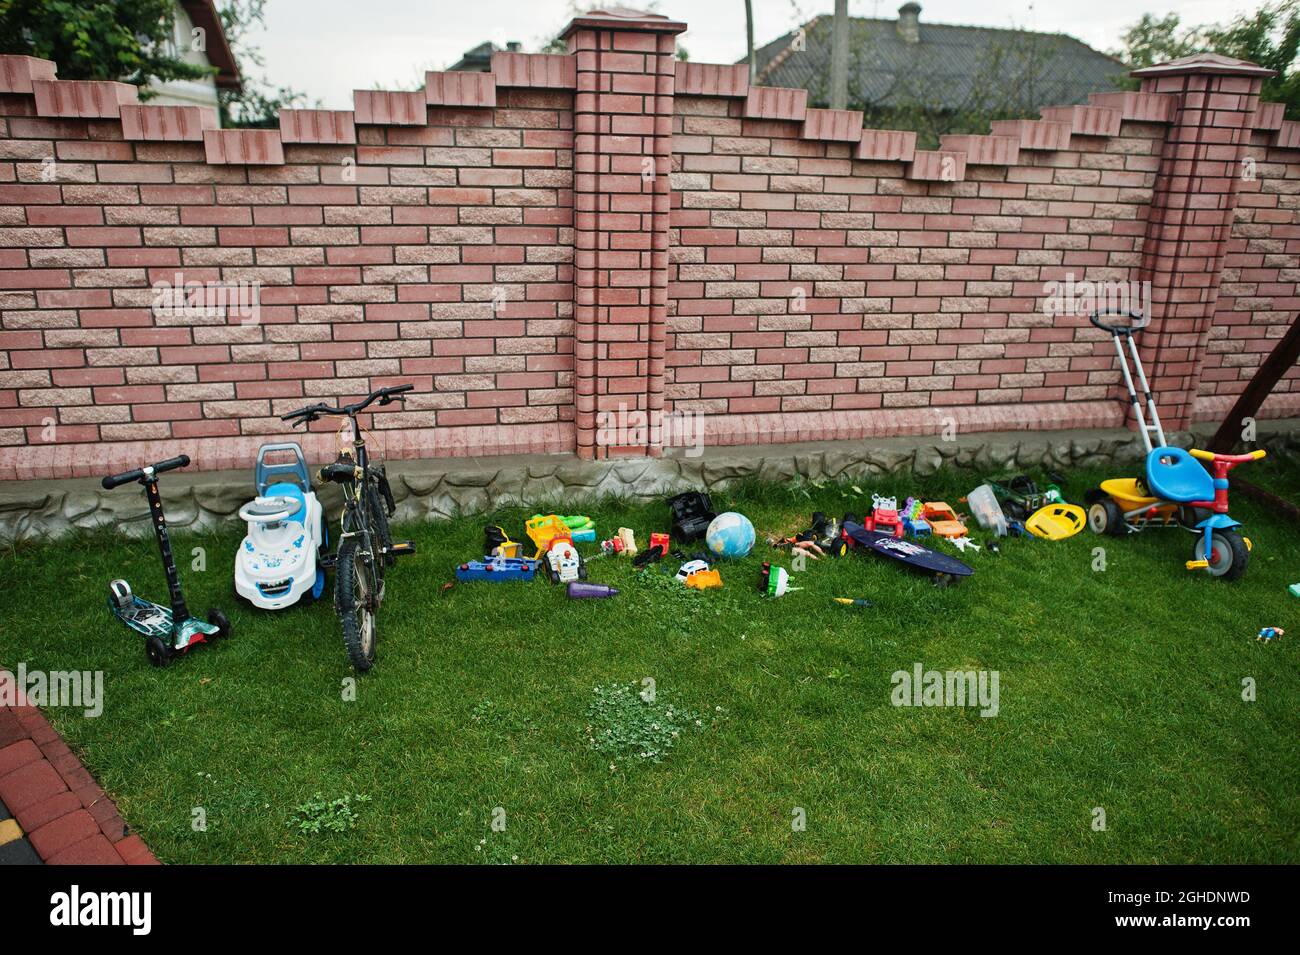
(335, 539), (378, 671)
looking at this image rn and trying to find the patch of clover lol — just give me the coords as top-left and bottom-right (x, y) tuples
(584, 680), (726, 768)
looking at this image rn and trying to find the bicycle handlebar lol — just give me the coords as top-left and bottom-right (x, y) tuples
(1089, 308), (1148, 336)
(101, 454), (191, 490)
(281, 384), (414, 427)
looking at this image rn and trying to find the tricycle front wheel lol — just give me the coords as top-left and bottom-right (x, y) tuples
(1192, 529), (1249, 581)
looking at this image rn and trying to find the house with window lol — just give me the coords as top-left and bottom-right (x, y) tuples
(146, 0), (241, 109)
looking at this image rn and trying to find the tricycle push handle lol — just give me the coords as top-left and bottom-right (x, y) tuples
(101, 454), (191, 489)
(1089, 308), (1147, 336)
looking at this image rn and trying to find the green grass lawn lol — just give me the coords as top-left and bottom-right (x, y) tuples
(2, 462), (1297, 864)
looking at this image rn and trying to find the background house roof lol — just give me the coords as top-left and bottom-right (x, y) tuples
(180, 0), (241, 90)
(749, 4), (1125, 114)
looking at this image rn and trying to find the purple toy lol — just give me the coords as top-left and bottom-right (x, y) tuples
(567, 581), (619, 599)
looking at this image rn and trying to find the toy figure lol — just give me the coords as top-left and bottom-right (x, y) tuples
(1257, 627), (1284, 642)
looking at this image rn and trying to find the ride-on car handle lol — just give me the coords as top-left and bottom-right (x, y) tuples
(1190, 448), (1266, 465)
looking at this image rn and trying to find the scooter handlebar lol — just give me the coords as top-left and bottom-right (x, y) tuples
(101, 454), (191, 489)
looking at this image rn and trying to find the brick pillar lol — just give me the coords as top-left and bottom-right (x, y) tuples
(1133, 54), (1273, 432)
(566, 8), (685, 459)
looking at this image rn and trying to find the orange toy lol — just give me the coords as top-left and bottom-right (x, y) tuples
(921, 502), (967, 539)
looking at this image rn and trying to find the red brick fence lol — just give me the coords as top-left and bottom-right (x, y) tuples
(0, 8), (1296, 481)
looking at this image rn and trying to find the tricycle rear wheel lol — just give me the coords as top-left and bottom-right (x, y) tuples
(1087, 499), (1124, 536)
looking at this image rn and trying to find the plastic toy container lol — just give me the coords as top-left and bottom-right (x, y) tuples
(967, 484), (1008, 537)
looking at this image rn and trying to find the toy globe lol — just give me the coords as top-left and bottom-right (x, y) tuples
(705, 511), (755, 558)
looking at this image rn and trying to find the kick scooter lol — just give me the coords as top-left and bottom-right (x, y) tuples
(102, 455), (231, 666)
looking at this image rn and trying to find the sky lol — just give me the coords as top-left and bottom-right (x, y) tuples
(247, 0), (1264, 109)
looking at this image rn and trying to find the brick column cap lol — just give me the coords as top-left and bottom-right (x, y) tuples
(561, 6), (687, 38)
(1131, 52), (1275, 79)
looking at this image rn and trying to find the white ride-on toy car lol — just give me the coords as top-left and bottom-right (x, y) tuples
(234, 443), (326, 609)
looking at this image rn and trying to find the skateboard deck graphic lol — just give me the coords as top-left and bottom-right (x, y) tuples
(842, 521), (974, 577)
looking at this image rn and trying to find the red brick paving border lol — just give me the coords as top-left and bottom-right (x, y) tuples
(0, 692), (159, 865)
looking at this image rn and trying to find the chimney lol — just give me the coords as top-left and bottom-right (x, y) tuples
(897, 2), (921, 44)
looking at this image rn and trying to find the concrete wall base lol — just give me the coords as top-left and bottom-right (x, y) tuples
(3, 421), (1295, 541)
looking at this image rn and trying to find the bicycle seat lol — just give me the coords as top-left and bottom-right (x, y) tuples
(1145, 447), (1215, 503)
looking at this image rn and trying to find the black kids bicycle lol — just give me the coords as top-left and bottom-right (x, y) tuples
(282, 384), (416, 671)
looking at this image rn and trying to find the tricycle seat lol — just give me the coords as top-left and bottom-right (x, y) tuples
(1145, 447), (1215, 503)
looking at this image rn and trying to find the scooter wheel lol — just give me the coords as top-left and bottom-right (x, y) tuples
(207, 608), (231, 639)
(146, 636), (173, 668)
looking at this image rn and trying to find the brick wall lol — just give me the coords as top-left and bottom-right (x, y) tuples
(0, 10), (1294, 480)
(1201, 115), (1300, 422)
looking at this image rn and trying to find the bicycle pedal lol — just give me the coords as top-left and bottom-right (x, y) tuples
(388, 540), (416, 557)
(1185, 559), (1209, 570)
(318, 553), (338, 569)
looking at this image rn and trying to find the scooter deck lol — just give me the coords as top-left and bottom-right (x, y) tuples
(843, 521), (974, 577)
(110, 596), (218, 650)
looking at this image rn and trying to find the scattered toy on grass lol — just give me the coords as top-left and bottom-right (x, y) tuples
(842, 515), (974, 585)
(901, 497), (931, 538)
(865, 494), (904, 538)
(667, 491), (717, 541)
(684, 569), (722, 590)
(676, 559), (710, 582)
(831, 597), (872, 609)
(1290, 583), (1300, 598)
(774, 512), (847, 560)
(455, 556), (538, 582)
(949, 536), (982, 554)
(525, 514), (571, 558)
(757, 561), (800, 598)
(567, 581), (618, 599)
(484, 525), (522, 559)
(598, 527), (638, 558)
(920, 502), (967, 539)
(1257, 626), (1284, 642)
(706, 512), (756, 558)
(633, 532), (671, 567)
(966, 483), (1009, 537)
(544, 539), (587, 585)
(1025, 504), (1086, 540)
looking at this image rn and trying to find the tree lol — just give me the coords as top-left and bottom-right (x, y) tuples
(0, 0), (211, 92)
(1114, 2), (1300, 117)
(216, 0), (311, 127)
